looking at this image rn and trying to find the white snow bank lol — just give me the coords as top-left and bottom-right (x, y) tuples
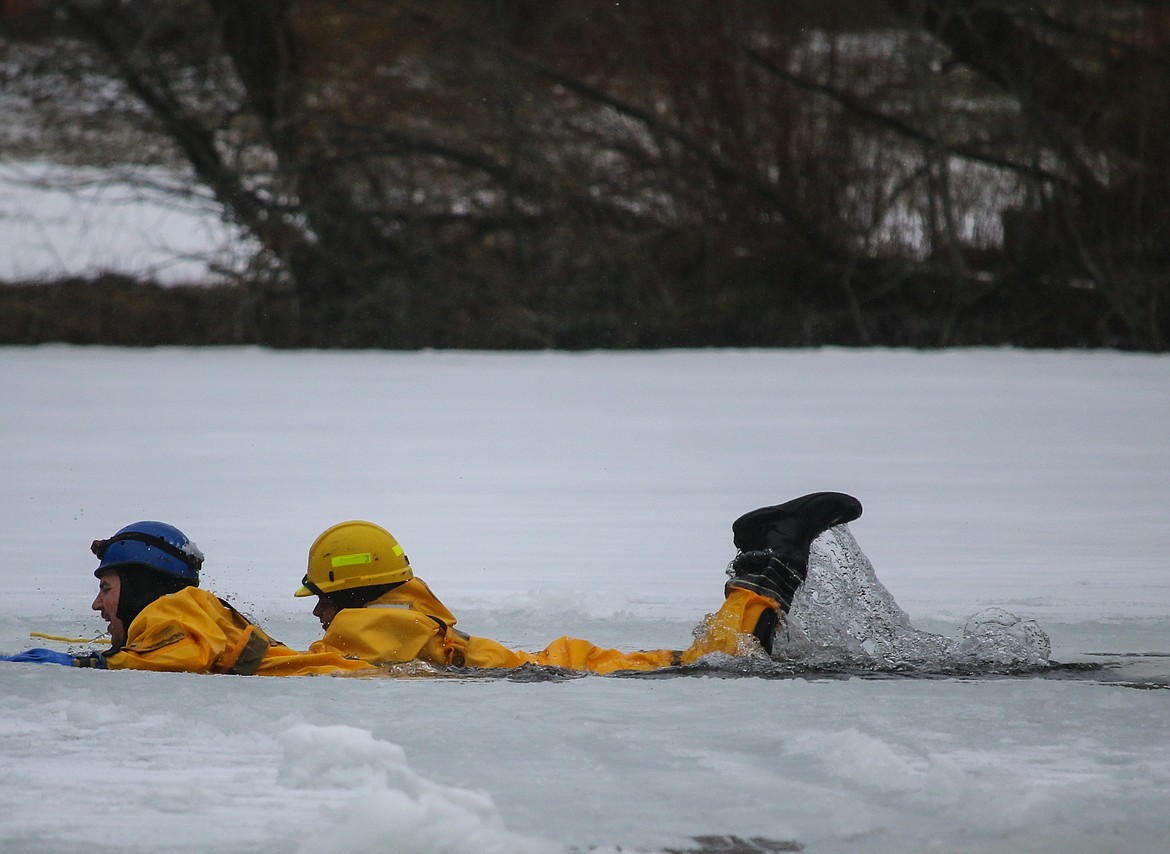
(279, 724), (558, 854)
(0, 161), (250, 283)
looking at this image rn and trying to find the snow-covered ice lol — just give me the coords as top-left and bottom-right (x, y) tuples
(1, 346), (1168, 853)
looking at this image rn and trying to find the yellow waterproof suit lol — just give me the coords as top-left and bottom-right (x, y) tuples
(100, 587), (371, 676)
(308, 577), (779, 674)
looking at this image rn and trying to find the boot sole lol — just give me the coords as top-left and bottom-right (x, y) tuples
(732, 492), (863, 552)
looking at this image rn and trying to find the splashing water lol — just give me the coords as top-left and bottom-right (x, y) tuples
(770, 525), (1051, 674)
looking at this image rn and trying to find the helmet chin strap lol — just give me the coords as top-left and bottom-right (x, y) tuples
(299, 575), (326, 597)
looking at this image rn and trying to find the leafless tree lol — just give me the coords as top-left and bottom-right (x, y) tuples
(3, 0), (1165, 349)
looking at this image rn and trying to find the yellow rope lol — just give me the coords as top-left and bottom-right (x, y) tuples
(29, 632), (109, 644)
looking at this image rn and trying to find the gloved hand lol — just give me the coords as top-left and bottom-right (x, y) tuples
(0, 648), (75, 666)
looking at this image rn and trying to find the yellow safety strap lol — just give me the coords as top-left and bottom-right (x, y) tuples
(30, 632), (109, 644)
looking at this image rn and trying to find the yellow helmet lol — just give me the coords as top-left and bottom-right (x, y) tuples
(294, 520), (414, 597)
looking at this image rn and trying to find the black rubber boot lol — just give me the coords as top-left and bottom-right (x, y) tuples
(727, 492), (862, 610)
(732, 492), (863, 557)
(750, 607), (780, 654)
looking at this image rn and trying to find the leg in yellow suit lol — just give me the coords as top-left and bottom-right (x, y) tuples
(459, 587), (778, 674)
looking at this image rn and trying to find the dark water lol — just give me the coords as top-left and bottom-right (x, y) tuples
(436, 654), (1168, 690)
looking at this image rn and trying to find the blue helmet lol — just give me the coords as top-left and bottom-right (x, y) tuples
(91, 521), (203, 584)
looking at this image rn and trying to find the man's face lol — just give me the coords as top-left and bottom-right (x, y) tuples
(92, 570), (126, 648)
(312, 595), (339, 631)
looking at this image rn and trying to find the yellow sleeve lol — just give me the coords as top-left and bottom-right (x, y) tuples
(102, 588), (259, 674)
(255, 643), (374, 677)
(102, 618), (223, 673)
(309, 606), (452, 666)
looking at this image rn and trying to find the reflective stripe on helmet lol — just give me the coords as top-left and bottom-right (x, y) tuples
(331, 552), (373, 568)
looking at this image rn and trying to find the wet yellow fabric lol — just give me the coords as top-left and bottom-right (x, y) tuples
(104, 587), (370, 676)
(309, 581), (779, 675)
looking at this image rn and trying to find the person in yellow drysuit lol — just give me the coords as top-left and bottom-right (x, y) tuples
(0, 521), (370, 676)
(298, 492), (862, 674)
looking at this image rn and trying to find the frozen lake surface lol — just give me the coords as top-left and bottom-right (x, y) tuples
(1, 346), (1168, 853)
